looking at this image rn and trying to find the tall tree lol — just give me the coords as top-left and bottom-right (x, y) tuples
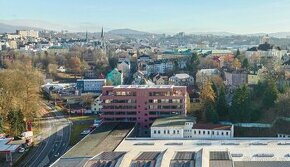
(230, 85), (252, 122)
(235, 49), (240, 58)
(205, 103), (219, 123)
(69, 56), (81, 76)
(232, 58), (241, 70)
(187, 53), (200, 81)
(216, 87), (229, 119)
(200, 81), (216, 104)
(263, 79), (278, 108)
(276, 89), (290, 116)
(7, 109), (26, 136)
(0, 116), (3, 134)
(242, 58), (249, 70)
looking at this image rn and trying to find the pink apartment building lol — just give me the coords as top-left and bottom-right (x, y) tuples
(100, 85), (187, 128)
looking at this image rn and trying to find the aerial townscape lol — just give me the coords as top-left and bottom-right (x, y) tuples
(1, 1), (290, 167)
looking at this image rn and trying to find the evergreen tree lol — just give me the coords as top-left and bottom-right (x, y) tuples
(216, 87), (229, 119)
(263, 79), (278, 108)
(235, 49), (240, 58)
(0, 116), (3, 134)
(205, 103), (219, 123)
(187, 53), (200, 82)
(230, 85), (252, 122)
(242, 58), (249, 70)
(7, 109), (26, 136)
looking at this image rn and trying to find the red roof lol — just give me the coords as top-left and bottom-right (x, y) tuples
(192, 124), (232, 130)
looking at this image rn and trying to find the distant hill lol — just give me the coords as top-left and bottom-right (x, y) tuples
(0, 23), (43, 33)
(191, 32), (236, 36)
(108, 28), (151, 35)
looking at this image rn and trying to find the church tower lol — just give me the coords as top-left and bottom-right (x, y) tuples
(85, 30), (88, 43)
(261, 34), (270, 44)
(101, 27), (105, 48)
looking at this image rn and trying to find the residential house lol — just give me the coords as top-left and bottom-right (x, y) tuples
(224, 70), (247, 88)
(106, 68), (123, 86)
(196, 69), (220, 88)
(169, 74), (194, 86)
(57, 66), (66, 73)
(153, 74), (168, 85)
(117, 58), (131, 79)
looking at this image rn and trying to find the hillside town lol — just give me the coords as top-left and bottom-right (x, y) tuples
(1, 1), (290, 166)
(1, 27), (290, 166)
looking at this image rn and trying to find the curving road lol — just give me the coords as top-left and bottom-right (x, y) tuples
(18, 109), (71, 167)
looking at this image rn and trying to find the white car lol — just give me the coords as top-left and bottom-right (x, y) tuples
(80, 129), (90, 135)
(18, 147), (25, 153)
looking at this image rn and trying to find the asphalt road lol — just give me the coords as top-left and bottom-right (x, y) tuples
(18, 109), (71, 167)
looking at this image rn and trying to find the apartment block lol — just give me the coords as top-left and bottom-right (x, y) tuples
(100, 85), (187, 128)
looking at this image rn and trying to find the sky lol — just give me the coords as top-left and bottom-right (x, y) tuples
(1, 0), (290, 34)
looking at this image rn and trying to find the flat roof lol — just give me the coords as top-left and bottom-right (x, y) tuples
(0, 138), (20, 153)
(173, 73), (191, 79)
(151, 116), (195, 128)
(192, 124), (232, 130)
(114, 139), (290, 167)
(234, 161), (290, 167)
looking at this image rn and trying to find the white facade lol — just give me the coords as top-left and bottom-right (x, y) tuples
(169, 73), (194, 86)
(76, 79), (106, 93)
(151, 127), (184, 139)
(183, 126), (234, 139)
(245, 50), (287, 60)
(151, 117), (234, 139)
(57, 66), (66, 73)
(91, 96), (102, 114)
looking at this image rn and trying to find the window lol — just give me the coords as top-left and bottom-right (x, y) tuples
(212, 131), (214, 135)
(221, 132), (224, 135)
(158, 130), (160, 134)
(164, 130), (166, 134)
(167, 130), (170, 134)
(203, 131), (205, 135)
(194, 130), (196, 134)
(173, 130), (176, 134)
(177, 130), (179, 134)
(217, 132), (219, 135)
(154, 130), (156, 134)
(226, 132), (229, 136)
(208, 131), (210, 135)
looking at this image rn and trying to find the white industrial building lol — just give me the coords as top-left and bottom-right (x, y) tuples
(151, 116), (234, 139)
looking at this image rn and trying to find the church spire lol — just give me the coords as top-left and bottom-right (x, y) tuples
(101, 27), (104, 39)
(85, 30), (88, 43)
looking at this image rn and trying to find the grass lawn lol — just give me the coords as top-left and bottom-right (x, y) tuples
(68, 115), (99, 122)
(70, 124), (91, 146)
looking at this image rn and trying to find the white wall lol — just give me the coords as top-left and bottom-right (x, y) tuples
(151, 127), (183, 139)
(186, 129), (233, 139)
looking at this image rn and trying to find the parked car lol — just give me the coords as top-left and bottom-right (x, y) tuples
(80, 129), (90, 135)
(18, 147), (25, 153)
